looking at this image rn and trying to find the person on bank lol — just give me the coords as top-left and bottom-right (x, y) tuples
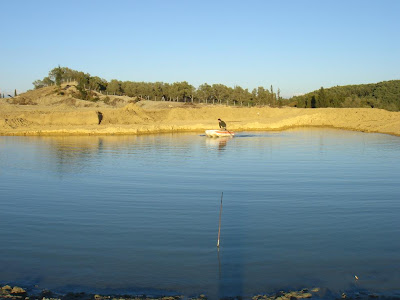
(218, 118), (227, 130)
(97, 111), (103, 125)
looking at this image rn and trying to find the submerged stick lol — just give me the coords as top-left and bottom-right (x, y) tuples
(217, 192), (223, 248)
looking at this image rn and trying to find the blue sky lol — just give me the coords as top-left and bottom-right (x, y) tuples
(1, 0), (399, 97)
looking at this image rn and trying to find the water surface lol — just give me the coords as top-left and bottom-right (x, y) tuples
(0, 129), (399, 298)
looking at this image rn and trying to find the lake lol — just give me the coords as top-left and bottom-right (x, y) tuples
(0, 129), (400, 299)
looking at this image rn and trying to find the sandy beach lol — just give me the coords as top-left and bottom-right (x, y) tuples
(1, 85), (400, 137)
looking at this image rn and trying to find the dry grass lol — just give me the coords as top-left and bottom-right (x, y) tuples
(9, 97), (37, 105)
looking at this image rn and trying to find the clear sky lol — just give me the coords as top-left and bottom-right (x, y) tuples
(1, 0), (399, 98)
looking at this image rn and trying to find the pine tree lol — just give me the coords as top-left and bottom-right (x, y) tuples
(270, 85), (277, 106)
(318, 87), (326, 107)
(311, 96), (317, 108)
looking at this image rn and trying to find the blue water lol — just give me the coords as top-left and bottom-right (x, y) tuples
(0, 129), (400, 298)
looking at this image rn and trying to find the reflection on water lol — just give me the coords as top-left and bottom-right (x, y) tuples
(205, 136), (232, 151)
(5, 134), (200, 175)
(0, 129), (400, 298)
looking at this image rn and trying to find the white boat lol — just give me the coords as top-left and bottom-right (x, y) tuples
(205, 129), (235, 138)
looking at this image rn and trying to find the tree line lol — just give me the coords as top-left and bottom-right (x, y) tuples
(33, 66), (288, 106)
(32, 66), (399, 111)
(292, 80), (400, 111)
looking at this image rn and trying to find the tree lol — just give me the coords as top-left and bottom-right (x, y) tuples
(197, 83), (213, 102)
(137, 82), (153, 98)
(55, 66), (63, 87)
(168, 81), (194, 101)
(212, 84), (230, 102)
(255, 86), (271, 105)
(152, 82), (166, 99)
(107, 79), (121, 95)
(317, 87), (326, 107)
(14, 89), (17, 97)
(62, 67), (80, 82)
(48, 66), (64, 87)
(88, 76), (108, 91)
(270, 85), (275, 106)
(43, 77), (54, 86)
(74, 72), (90, 99)
(311, 96), (317, 108)
(163, 83), (171, 100)
(121, 81), (136, 97)
(33, 80), (45, 89)
(232, 85), (249, 105)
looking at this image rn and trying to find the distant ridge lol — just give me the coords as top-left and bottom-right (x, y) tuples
(291, 80), (400, 111)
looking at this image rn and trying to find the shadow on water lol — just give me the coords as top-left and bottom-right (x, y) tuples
(234, 133), (264, 138)
(217, 248), (245, 299)
(216, 193), (246, 299)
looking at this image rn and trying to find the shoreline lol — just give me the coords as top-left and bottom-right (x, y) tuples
(2, 84), (399, 138)
(1, 284), (400, 300)
(1, 102), (400, 137)
(1, 125), (399, 138)
(1, 117), (400, 138)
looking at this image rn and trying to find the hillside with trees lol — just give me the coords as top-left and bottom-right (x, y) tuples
(32, 67), (399, 111)
(32, 67), (287, 107)
(2, 68), (400, 137)
(291, 80), (400, 111)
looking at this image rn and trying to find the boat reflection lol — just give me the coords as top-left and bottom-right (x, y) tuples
(205, 137), (232, 151)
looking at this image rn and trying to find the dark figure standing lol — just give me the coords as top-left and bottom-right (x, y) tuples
(97, 111), (103, 125)
(218, 118), (227, 130)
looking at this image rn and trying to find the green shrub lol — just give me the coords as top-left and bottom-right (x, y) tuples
(103, 96), (111, 104)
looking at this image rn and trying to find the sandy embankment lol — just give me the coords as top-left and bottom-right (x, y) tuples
(1, 86), (399, 137)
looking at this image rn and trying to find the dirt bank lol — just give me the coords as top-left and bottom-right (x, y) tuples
(1, 85), (399, 136)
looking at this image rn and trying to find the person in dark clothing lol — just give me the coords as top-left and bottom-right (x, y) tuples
(97, 111), (103, 125)
(218, 118), (227, 130)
